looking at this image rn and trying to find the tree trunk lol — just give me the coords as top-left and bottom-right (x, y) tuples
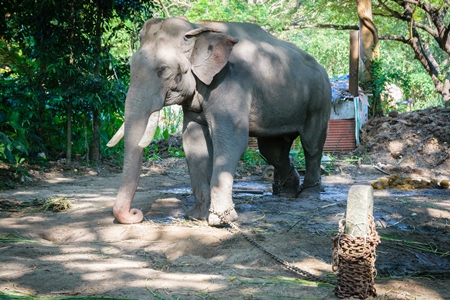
(66, 101), (73, 163)
(89, 0), (103, 162)
(357, 0), (382, 116)
(349, 30), (359, 97)
(66, 2), (75, 164)
(90, 108), (101, 162)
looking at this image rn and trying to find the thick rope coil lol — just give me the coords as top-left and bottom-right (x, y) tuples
(331, 215), (380, 299)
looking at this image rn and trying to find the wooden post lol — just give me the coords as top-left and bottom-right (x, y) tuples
(333, 184), (378, 298)
(345, 185), (374, 236)
(349, 30), (359, 97)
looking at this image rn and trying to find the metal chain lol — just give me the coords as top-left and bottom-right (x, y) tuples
(272, 163), (320, 196)
(298, 180), (320, 194)
(331, 215), (380, 299)
(210, 205), (337, 286)
(272, 167), (296, 195)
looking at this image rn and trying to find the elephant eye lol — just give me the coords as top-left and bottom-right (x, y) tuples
(156, 65), (170, 78)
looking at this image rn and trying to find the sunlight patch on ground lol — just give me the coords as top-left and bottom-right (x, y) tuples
(0, 263), (31, 279)
(145, 272), (227, 291)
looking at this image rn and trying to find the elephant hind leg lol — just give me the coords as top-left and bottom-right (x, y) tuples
(257, 136), (300, 198)
(299, 116), (329, 198)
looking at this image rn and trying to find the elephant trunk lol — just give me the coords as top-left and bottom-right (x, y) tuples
(111, 104), (160, 224)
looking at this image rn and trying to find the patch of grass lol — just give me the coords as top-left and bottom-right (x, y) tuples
(35, 197), (72, 212)
(239, 275), (334, 287)
(26, 197), (72, 213)
(146, 288), (169, 300)
(167, 146), (185, 158)
(343, 156), (361, 164)
(0, 197), (72, 213)
(0, 233), (39, 243)
(381, 235), (450, 257)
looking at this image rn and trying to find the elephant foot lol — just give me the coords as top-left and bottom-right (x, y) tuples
(207, 208), (238, 226)
(272, 168), (301, 198)
(299, 182), (322, 200)
(185, 206), (208, 221)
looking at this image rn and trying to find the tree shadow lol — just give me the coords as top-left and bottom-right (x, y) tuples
(0, 165), (449, 299)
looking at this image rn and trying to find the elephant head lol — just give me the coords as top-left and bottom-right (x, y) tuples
(107, 17), (237, 224)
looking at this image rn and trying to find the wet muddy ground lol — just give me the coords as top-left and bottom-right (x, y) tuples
(1, 157), (449, 299)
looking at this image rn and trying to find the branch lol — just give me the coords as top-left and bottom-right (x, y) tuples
(381, 1), (443, 49)
(155, 0), (171, 18)
(401, 0), (420, 4)
(380, 31), (440, 79)
(408, 3), (417, 40)
(378, 0), (406, 20)
(414, 20), (439, 37)
(285, 23), (359, 31)
(379, 34), (409, 42)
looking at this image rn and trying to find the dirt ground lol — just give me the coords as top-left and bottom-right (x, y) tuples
(1, 107), (450, 300)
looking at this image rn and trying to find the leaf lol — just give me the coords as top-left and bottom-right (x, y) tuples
(163, 128), (170, 140)
(14, 141), (29, 155)
(0, 132), (12, 144)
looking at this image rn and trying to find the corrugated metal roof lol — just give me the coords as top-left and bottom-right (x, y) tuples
(248, 119), (356, 152)
(324, 119), (356, 152)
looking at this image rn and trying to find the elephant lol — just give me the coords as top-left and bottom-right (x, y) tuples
(107, 17), (332, 225)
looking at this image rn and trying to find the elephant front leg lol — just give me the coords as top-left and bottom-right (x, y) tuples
(207, 171), (239, 225)
(207, 131), (248, 226)
(183, 114), (247, 226)
(183, 120), (213, 221)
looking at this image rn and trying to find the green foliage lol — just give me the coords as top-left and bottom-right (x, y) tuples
(0, 0), (155, 166)
(0, 111), (29, 165)
(168, 146), (185, 158)
(296, 0), (447, 112)
(187, 0), (282, 28)
(292, 148), (306, 170)
(155, 0), (302, 31)
(371, 54), (443, 114)
(1, 0), (447, 167)
(281, 29), (349, 78)
(152, 106), (184, 141)
(241, 147), (266, 167)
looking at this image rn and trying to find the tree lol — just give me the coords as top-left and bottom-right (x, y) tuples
(374, 0), (450, 106)
(0, 0), (154, 165)
(2, 0), (447, 168)
(290, 0), (449, 108)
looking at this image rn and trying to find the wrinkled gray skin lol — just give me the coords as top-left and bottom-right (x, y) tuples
(110, 17), (331, 225)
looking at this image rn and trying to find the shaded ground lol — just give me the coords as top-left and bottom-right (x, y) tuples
(1, 107), (450, 299)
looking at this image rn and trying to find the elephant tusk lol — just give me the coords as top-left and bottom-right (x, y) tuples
(106, 123), (125, 147)
(138, 110), (160, 148)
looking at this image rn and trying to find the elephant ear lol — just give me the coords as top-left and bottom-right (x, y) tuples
(185, 28), (238, 85)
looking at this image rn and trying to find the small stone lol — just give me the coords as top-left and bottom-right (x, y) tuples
(388, 110), (399, 118)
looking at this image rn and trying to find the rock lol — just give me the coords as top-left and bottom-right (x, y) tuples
(388, 110), (399, 118)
